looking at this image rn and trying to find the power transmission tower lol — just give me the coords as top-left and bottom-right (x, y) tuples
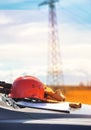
(39, 0), (63, 86)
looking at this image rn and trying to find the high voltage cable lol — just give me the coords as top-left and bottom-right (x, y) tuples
(58, 7), (91, 29)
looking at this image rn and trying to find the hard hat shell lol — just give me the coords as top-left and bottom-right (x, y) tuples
(9, 75), (44, 100)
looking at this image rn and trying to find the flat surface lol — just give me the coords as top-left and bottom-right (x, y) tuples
(0, 95), (91, 130)
(17, 101), (70, 113)
(17, 101), (91, 115)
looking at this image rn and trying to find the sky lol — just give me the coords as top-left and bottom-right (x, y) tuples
(0, 0), (91, 85)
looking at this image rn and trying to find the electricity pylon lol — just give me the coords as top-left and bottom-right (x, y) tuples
(39, 0), (63, 86)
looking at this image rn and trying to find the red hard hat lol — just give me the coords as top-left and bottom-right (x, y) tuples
(9, 75), (44, 100)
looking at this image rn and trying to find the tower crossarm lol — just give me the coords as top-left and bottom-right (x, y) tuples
(39, 0), (59, 8)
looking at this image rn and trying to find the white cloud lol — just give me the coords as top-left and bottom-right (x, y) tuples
(0, 13), (13, 24)
(0, 22), (48, 44)
(0, 10), (48, 44)
(58, 23), (91, 84)
(16, 23), (48, 37)
(0, 63), (47, 83)
(0, 10), (91, 85)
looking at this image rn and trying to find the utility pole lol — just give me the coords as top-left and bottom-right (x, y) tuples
(39, 0), (63, 86)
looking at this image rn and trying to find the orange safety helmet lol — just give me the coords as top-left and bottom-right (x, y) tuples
(9, 75), (45, 100)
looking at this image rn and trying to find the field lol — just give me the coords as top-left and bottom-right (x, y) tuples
(51, 86), (91, 105)
(65, 88), (91, 104)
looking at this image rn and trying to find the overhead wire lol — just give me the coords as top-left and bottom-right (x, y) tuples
(58, 5), (91, 30)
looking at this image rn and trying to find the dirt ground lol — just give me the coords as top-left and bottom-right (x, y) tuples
(62, 87), (91, 105)
(51, 86), (91, 105)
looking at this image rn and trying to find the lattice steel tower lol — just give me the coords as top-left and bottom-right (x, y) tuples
(39, 0), (63, 86)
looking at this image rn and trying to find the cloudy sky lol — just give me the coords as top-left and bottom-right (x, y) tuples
(0, 0), (91, 85)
